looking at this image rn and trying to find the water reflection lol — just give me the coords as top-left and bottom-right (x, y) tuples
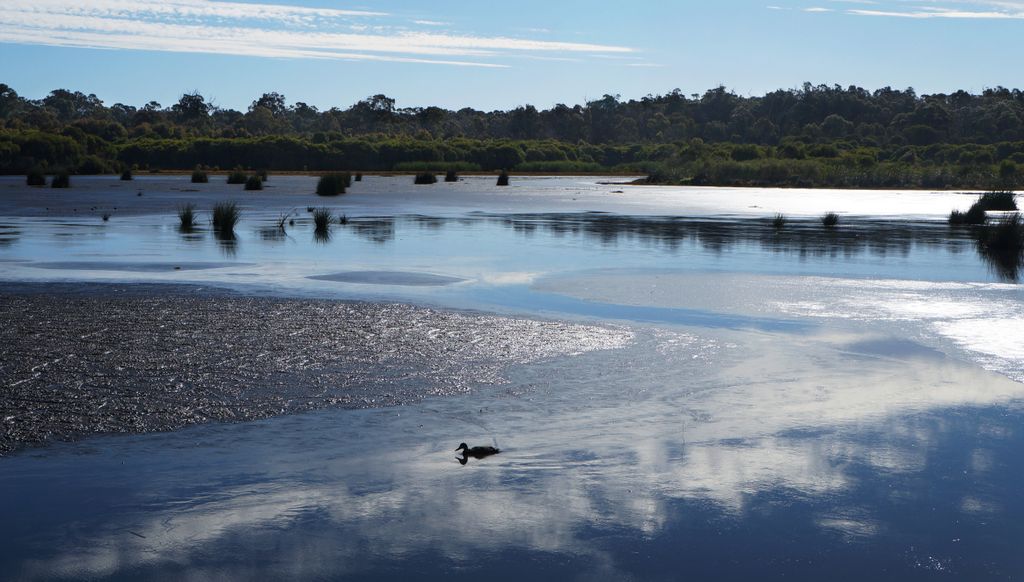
(346, 217), (395, 244)
(214, 230), (238, 257)
(258, 227), (288, 242)
(2, 328), (1022, 579)
(0, 224), (18, 247)
(488, 212), (970, 258)
(313, 227), (332, 244)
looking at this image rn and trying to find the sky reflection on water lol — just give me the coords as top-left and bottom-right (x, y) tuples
(2, 328), (1022, 580)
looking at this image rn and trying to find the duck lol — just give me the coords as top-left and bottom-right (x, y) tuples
(455, 442), (500, 458)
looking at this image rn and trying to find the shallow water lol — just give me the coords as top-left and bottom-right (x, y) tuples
(1, 176), (1023, 580)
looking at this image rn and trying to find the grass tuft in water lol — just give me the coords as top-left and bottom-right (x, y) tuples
(244, 175), (263, 191)
(226, 170), (247, 185)
(212, 201), (240, 233)
(316, 173), (348, 196)
(101, 212), (111, 221)
(120, 169), (132, 181)
(51, 172), (70, 189)
(355, 173), (363, 182)
(772, 213), (787, 229)
(192, 169), (209, 183)
(414, 172), (438, 185)
(26, 169), (46, 186)
(178, 203), (197, 229)
(821, 212), (839, 227)
(496, 170), (510, 186)
(445, 170), (459, 183)
(313, 207), (334, 231)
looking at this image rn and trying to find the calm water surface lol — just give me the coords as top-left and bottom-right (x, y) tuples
(1, 176), (1023, 580)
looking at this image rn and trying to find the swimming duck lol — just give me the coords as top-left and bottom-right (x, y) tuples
(455, 442), (500, 458)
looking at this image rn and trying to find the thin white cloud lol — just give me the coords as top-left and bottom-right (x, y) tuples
(850, 7), (1024, 18)
(805, 7), (834, 11)
(0, 0), (634, 67)
(846, 0), (1024, 18)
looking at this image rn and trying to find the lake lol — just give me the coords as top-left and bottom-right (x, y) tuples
(1, 175), (1022, 580)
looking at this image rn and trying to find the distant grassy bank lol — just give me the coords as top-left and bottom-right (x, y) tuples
(2, 133), (1022, 190)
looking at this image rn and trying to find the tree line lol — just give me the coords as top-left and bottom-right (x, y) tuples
(1, 82), (1023, 188)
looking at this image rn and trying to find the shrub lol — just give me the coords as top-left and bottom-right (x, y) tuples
(979, 191), (1017, 211)
(821, 212), (839, 227)
(496, 170), (510, 186)
(244, 175), (263, 191)
(226, 171), (247, 184)
(212, 201), (240, 233)
(51, 172), (70, 188)
(414, 172), (438, 184)
(950, 200), (988, 225)
(26, 169), (46, 186)
(316, 173), (347, 196)
(445, 170), (459, 182)
(192, 169), (209, 183)
(120, 169), (133, 181)
(178, 203), (197, 229)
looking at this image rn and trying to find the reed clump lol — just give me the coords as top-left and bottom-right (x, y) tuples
(226, 170), (247, 184)
(414, 172), (438, 185)
(120, 169), (132, 181)
(445, 170), (459, 182)
(26, 169), (46, 186)
(821, 211), (839, 227)
(313, 207), (334, 231)
(772, 213), (787, 229)
(178, 203), (197, 229)
(496, 170), (510, 186)
(212, 201), (240, 233)
(244, 175), (263, 191)
(51, 172), (70, 188)
(192, 169), (209, 183)
(316, 173), (348, 196)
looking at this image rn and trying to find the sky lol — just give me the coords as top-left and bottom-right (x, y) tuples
(0, 0), (1022, 112)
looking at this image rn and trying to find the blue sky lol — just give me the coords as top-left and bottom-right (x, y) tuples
(0, 0), (1021, 111)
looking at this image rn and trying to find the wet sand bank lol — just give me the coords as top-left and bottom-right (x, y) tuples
(0, 283), (630, 455)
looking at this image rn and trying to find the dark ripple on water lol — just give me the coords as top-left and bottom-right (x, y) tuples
(0, 284), (631, 454)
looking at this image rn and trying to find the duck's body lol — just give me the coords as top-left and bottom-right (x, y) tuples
(455, 442), (500, 458)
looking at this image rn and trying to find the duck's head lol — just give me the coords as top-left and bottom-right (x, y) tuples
(455, 443), (469, 452)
